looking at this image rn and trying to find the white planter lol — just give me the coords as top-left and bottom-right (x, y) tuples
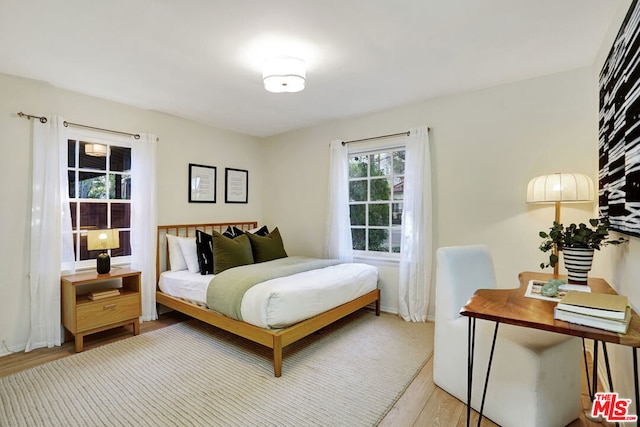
(562, 247), (594, 284)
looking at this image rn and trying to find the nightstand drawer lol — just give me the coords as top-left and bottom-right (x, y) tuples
(76, 294), (140, 331)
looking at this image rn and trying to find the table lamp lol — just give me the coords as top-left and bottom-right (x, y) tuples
(87, 229), (120, 274)
(526, 172), (594, 276)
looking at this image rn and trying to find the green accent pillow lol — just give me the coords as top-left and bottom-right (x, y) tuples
(212, 232), (254, 274)
(246, 227), (288, 263)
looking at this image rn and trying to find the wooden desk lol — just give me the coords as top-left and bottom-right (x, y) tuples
(460, 272), (640, 426)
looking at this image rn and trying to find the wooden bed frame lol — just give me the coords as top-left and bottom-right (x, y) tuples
(155, 221), (381, 377)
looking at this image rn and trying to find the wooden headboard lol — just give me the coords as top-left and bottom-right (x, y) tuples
(156, 221), (258, 284)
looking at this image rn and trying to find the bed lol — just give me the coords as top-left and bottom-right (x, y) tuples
(155, 221), (381, 377)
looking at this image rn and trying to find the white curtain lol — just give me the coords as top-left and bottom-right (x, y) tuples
(27, 116), (75, 351)
(325, 140), (353, 262)
(131, 134), (158, 321)
(398, 126), (432, 322)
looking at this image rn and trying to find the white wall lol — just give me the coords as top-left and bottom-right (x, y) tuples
(262, 66), (602, 316)
(0, 73), (263, 355)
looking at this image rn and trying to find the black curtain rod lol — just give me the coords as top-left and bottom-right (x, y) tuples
(341, 128), (430, 146)
(17, 112), (141, 140)
(342, 131), (409, 146)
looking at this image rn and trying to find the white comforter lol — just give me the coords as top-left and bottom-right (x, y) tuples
(159, 262), (378, 329)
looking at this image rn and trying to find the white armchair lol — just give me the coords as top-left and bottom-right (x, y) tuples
(433, 245), (582, 427)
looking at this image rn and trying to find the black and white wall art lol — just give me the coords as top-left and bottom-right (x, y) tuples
(599, 0), (640, 237)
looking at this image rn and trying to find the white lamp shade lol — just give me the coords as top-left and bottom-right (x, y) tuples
(262, 57), (306, 93)
(526, 173), (594, 203)
(87, 229), (120, 251)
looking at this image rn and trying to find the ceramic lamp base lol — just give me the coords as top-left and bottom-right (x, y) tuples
(97, 253), (111, 274)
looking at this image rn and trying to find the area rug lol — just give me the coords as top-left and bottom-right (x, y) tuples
(0, 311), (434, 427)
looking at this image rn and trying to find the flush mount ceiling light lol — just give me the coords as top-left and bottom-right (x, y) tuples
(262, 57), (306, 93)
(84, 143), (108, 157)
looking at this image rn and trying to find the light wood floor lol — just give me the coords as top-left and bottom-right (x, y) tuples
(0, 312), (613, 427)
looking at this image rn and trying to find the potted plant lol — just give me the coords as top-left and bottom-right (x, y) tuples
(538, 218), (626, 284)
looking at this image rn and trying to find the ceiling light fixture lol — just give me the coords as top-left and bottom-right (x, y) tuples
(84, 143), (108, 157)
(262, 57), (306, 93)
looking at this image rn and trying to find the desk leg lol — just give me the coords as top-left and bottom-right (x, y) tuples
(633, 348), (639, 427)
(466, 317), (499, 427)
(602, 342), (614, 393)
(593, 340), (599, 396)
(582, 338), (593, 400)
(467, 317), (476, 427)
(477, 322), (499, 427)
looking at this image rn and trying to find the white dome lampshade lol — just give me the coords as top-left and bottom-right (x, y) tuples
(526, 172), (595, 277)
(262, 57), (306, 93)
(526, 173), (594, 204)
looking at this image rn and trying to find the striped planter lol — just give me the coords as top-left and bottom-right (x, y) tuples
(562, 247), (595, 284)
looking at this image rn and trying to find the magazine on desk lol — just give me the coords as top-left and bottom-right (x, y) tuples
(524, 280), (591, 302)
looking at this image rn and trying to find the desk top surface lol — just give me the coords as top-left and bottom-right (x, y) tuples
(460, 271), (640, 347)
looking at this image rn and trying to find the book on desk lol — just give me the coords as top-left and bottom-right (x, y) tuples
(554, 291), (631, 334)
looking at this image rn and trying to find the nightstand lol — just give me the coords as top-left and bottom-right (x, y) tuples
(61, 268), (141, 352)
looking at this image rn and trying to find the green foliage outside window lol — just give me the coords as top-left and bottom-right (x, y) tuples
(348, 150), (404, 253)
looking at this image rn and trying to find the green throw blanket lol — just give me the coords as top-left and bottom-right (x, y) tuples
(206, 256), (341, 321)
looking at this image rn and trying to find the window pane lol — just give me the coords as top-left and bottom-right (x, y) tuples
(70, 202), (77, 228)
(391, 228), (401, 253)
(393, 150), (405, 174)
(392, 202), (403, 225)
(79, 142), (107, 169)
(111, 230), (131, 257)
(368, 229), (389, 252)
(351, 228), (366, 250)
(79, 172), (107, 199)
(111, 203), (131, 228)
(67, 140), (76, 167)
(110, 146), (131, 172)
(369, 152), (391, 177)
(68, 171), (76, 198)
(109, 174), (131, 200)
(79, 203), (107, 229)
(349, 155), (368, 178)
(349, 204), (366, 226)
(369, 203), (389, 226)
(349, 180), (367, 202)
(393, 177), (404, 201)
(370, 178), (391, 201)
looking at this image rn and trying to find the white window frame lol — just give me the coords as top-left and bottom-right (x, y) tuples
(348, 139), (406, 261)
(67, 128), (133, 270)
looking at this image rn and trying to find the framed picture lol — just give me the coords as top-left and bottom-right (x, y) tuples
(225, 168), (248, 203)
(599, 0), (640, 237)
(189, 163), (216, 203)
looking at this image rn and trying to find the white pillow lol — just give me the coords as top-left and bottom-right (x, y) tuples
(177, 236), (200, 274)
(166, 234), (187, 272)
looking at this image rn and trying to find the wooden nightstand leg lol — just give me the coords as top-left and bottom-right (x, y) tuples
(75, 334), (84, 353)
(64, 328), (73, 343)
(133, 319), (140, 336)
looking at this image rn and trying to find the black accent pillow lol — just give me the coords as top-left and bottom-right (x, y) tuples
(195, 230), (214, 275)
(246, 227), (288, 263)
(222, 225), (269, 238)
(212, 231), (254, 274)
(222, 226), (244, 239)
(252, 225), (269, 236)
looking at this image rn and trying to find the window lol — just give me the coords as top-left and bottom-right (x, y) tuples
(348, 148), (405, 255)
(67, 136), (132, 267)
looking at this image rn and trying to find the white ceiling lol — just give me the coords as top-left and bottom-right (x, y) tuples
(0, 0), (627, 137)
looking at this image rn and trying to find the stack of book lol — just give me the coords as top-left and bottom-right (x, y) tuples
(554, 291), (631, 334)
(87, 288), (120, 300)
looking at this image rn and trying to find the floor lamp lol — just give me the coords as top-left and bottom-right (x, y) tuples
(526, 172), (595, 277)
